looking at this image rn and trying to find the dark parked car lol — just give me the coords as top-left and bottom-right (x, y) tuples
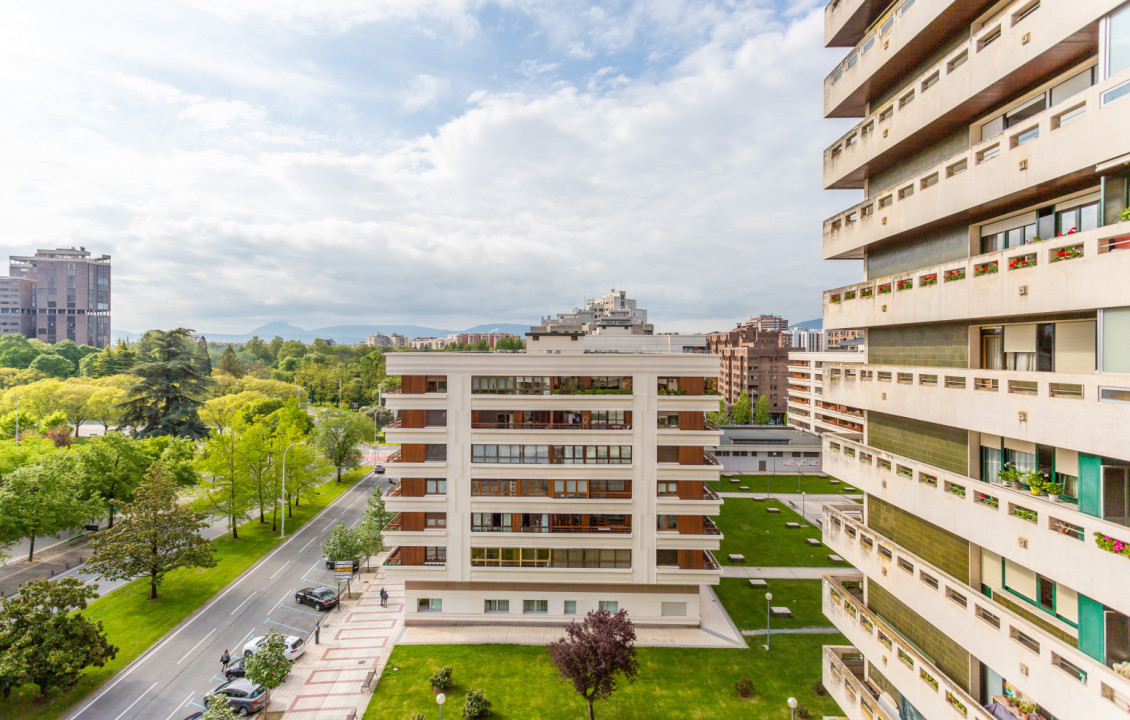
(224, 656), (247, 680)
(205, 678), (269, 716)
(375, 464), (385, 474)
(295, 586), (339, 611)
(323, 557), (360, 571)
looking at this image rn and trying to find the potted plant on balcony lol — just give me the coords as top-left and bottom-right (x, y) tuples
(1043, 480), (1063, 502)
(998, 464), (1023, 490)
(1023, 469), (1045, 496)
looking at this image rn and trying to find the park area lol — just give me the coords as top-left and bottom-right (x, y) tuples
(713, 499), (838, 567)
(709, 473), (859, 495)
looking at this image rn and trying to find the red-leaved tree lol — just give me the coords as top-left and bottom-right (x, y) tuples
(547, 608), (638, 720)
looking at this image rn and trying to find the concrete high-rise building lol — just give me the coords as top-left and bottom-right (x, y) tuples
(817, 1), (1130, 719)
(0, 277), (37, 339)
(7, 248), (111, 348)
(382, 332), (723, 627)
(786, 349), (865, 440)
(533, 289), (654, 335)
(747, 314), (789, 333)
(791, 326), (827, 352)
(707, 322), (791, 422)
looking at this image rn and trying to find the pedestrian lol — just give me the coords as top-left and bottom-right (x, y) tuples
(220, 649), (231, 673)
(380, 587), (388, 607)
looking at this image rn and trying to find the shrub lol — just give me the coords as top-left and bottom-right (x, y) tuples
(795, 702), (811, 719)
(463, 688), (491, 719)
(409, 714), (426, 720)
(733, 676), (754, 699)
(811, 678), (827, 696)
(430, 665), (453, 691)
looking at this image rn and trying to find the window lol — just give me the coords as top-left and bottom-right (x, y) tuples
(426, 479), (446, 495)
(977, 144), (1000, 163)
(1056, 200), (1100, 235)
(1011, 626), (1040, 653)
(977, 26), (1002, 51)
(656, 549), (679, 567)
(424, 513), (446, 528)
(899, 90), (914, 109)
(425, 546), (446, 563)
(661, 602), (687, 617)
(485, 600), (510, 613)
(1037, 574), (1055, 612)
(921, 71), (939, 92)
(657, 515), (678, 530)
(657, 481), (678, 496)
(599, 601), (619, 612)
(418, 598), (442, 613)
(564, 600), (577, 614)
(1011, 126), (1039, 146)
(947, 50), (968, 73)
(1109, 1), (1130, 77)
(523, 600), (548, 614)
(947, 159), (967, 177)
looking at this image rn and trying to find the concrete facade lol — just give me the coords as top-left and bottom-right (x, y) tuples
(707, 322), (791, 422)
(787, 349), (866, 439)
(712, 425), (824, 474)
(817, 0), (1130, 718)
(7, 247), (111, 348)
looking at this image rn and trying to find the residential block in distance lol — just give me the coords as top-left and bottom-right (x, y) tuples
(382, 332), (723, 626)
(787, 348), (866, 441)
(8, 247), (111, 347)
(818, 0), (1130, 718)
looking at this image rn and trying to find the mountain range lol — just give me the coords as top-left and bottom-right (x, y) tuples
(789, 318), (823, 330)
(112, 321), (533, 345)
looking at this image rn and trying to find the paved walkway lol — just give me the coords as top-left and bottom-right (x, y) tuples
(721, 566), (846, 579)
(741, 626), (839, 636)
(275, 561), (405, 720)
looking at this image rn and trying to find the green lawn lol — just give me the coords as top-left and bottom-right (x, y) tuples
(714, 499), (834, 566)
(3, 466), (371, 720)
(710, 474), (859, 495)
(364, 634), (845, 720)
(714, 579), (829, 631)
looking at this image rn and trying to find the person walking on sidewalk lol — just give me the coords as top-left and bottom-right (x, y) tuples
(380, 587), (388, 607)
(220, 649), (231, 673)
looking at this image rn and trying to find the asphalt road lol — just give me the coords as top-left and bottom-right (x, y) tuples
(64, 470), (390, 720)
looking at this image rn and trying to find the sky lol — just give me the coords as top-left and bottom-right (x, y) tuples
(0, 0), (861, 336)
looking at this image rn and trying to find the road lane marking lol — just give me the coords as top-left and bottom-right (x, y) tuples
(176, 627), (217, 665)
(112, 682), (157, 720)
(268, 560), (291, 580)
(265, 618), (307, 633)
(229, 592), (258, 616)
(164, 693), (193, 720)
(277, 603), (321, 617)
(302, 576), (335, 588)
(298, 536), (317, 552)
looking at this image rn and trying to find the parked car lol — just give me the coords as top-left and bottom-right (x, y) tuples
(295, 586), (339, 611)
(204, 678), (269, 716)
(323, 557), (360, 571)
(375, 464), (385, 474)
(224, 656), (247, 680)
(243, 634), (305, 661)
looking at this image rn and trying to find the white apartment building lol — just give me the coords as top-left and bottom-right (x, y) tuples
(787, 349), (866, 440)
(817, 1), (1130, 719)
(382, 333), (723, 627)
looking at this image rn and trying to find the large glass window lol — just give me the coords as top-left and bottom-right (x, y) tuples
(1110, 2), (1130, 77)
(1056, 200), (1100, 235)
(981, 445), (1003, 482)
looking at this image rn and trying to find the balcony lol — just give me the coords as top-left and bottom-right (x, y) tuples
(824, 362), (1130, 460)
(824, 0), (1000, 118)
(824, 0), (1103, 190)
(656, 486), (724, 517)
(825, 0), (893, 48)
(823, 646), (896, 720)
(655, 550), (722, 585)
(824, 70), (1130, 259)
(824, 223), (1130, 330)
(822, 436), (1130, 614)
(471, 420), (631, 431)
(381, 547), (447, 573)
(824, 505), (1130, 718)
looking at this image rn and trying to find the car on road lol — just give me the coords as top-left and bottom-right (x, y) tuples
(323, 556), (360, 571)
(224, 656), (247, 680)
(295, 586), (339, 611)
(205, 678), (269, 716)
(243, 634), (306, 661)
(375, 464), (385, 474)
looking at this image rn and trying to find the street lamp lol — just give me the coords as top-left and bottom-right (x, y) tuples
(436, 692), (446, 720)
(788, 696), (798, 720)
(802, 491), (807, 526)
(280, 441), (308, 539)
(763, 591), (773, 650)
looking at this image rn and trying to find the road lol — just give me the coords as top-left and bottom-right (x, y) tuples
(65, 470), (390, 720)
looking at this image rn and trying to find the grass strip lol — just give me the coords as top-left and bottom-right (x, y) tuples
(714, 578), (829, 631)
(714, 499), (834, 567)
(709, 473), (859, 495)
(364, 634), (846, 720)
(5, 466), (370, 720)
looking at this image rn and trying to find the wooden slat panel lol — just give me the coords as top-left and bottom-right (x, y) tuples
(401, 410), (426, 428)
(401, 444), (425, 462)
(677, 481), (704, 500)
(679, 411), (704, 430)
(402, 478), (426, 497)
(679, 377), (705, 395)
(677, 515), (703, 534)
(678, 446), (704, 465)
(401, 375), (426, 394)
(401, 546), (426, 566)
(678, 550), (703, 569)
(402, 512), (425, 531)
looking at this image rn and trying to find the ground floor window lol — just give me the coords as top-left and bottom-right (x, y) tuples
(563, 600), (576, 614)
(418, 598), (442, 613)
(599, 600), (619, 613)
(484, 599), (510, 613)
(661, 602), (687, 617)
(523, 600), (548, 614)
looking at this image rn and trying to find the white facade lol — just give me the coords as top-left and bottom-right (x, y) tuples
(713, 425), (824, 475)
(383, 343), (723, 627)
(786, 350), (865, 440)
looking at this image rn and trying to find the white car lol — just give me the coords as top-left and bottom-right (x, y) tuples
(242, 634), (305, 661)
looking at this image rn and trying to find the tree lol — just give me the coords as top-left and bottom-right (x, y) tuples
(29, 353), (75, 378)
(87, 385), (124, 432)
(321, 523), (363, 565)
(87, 464), (216, 599)
(201, 391), (263, 435)
(239, 419), (277, 527)
(731, 390), (752, 425)
(201, 692), (239, 720)
(218, 345), (243, 378)
(118, 328), (211, 438)
(243, 630), (291, 693)
(314, 409), (365, 482)
(707, 398), (730, 426)
(0, 454), (93, 561)
(752, 395), (772, 425)
(56, 380), (98, 437)
(196, 336), (213, 376)
(358, 487), (392, 570)
(0, 344), (39, 370)
(199, 422), (253, 539)
(547, 608), (639, 720)
(50, 340), (84, 368)
(76, 432), (150, 528)
(0, 577), (118, 698)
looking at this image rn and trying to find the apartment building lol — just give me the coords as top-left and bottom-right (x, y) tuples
(712, 425), (823, 474)
(0, 277), (36, 339)
(817, 1), (1130, 719)
(792, 326), (828, 352)
(381, 332), (723, 626)
(8, 248), (111, 348)
(532, 289), (654, 335)
(707, 322), (791, 422)
(786, 349), (866, 440)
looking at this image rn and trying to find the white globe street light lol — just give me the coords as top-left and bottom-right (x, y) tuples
(763, 591), (773, 650)
(788, 696), (798, 720)
(436, 692), (446, 720)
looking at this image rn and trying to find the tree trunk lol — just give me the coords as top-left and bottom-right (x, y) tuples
(75, 421), (81, 438)
(150, 570), (159, 600)
(232, 512), (239, 539)
(588, 697), (595, 720)
(27, 536), (35, 562)
(336, 466), (342, 483)
(108, 504), (116, 529)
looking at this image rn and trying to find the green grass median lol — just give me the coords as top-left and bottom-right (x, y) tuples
(4, 466), (370, 720)
(714, 578), (830, 631)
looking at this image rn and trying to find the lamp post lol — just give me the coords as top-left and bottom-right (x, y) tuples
(436, 692), (446, 720)
(280, 441), (308, 539)
(802, 491), (807, 526)
(763, 591), (773, 650)
(788, 696), (798, 720)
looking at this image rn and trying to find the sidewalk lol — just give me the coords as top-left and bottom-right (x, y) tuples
(0, 534), (92, 597)
(275, 560), (404, 720)
(721, 566), (847, 579)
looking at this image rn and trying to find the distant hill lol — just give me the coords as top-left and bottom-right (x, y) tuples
(113, 321), (533, 345)
(790, 318), (823, 330)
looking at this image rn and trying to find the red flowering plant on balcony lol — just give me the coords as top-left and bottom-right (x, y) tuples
(860, 286), (874, 298)
(974, 261), (998, 276)
(1056, 226), (1078, 237)
(1095, 532), (1130, 558)
(919, 274), (938, 286)
(896, 279), (913, 291)
(1007, 253), (1036, 270)
(944, 268), (965, 282)
(1050, 245), (1083, 263)
(878, 283), (892, 294)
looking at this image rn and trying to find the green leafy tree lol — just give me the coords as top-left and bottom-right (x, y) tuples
(76, 432), (151, 528)
(239, 419), (277, 527)
(118, 328), (211, 438)
(752, 395), (772, 425)
(321, 523), (363, 564)
(314, 409), (365, 482)
(202, 692), (239, 720)
(197, 336), (213, 376)
(0, 436), (58, 479)
(50, 340), (84, 368)
(199, 422), (253, 539)
(0, 344), (40, 370)
(87, 464), (217, 599)
(0, 577), (118, 698)
(218, 345), (243, 378)
(707, 398), (730, 426)
(243, 630), (291, 692)
(87, 385), (124, 432)
(29, 353), (75, 378)
(0, 453), (94, 561)
(275, 426), (326, 514)
(55, 380), (98, 436)
(358, 487), (392, 569)
(731, 390), (752, 425)
(140, 435), (200, 487)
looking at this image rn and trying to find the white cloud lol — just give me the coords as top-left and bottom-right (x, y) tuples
(401, 74), (452, 113)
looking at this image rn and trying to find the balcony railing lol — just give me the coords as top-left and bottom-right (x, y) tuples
(383, 548), (402, 566)
(823, 646), (895, 720)
(825, 505), (1130, 716)
(471, 421), (631, 431)
(385, 483), (402, 497)
(386, 449), (402, 463)
(702, 517), (722, 536)
(472, 524), (633, 534)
